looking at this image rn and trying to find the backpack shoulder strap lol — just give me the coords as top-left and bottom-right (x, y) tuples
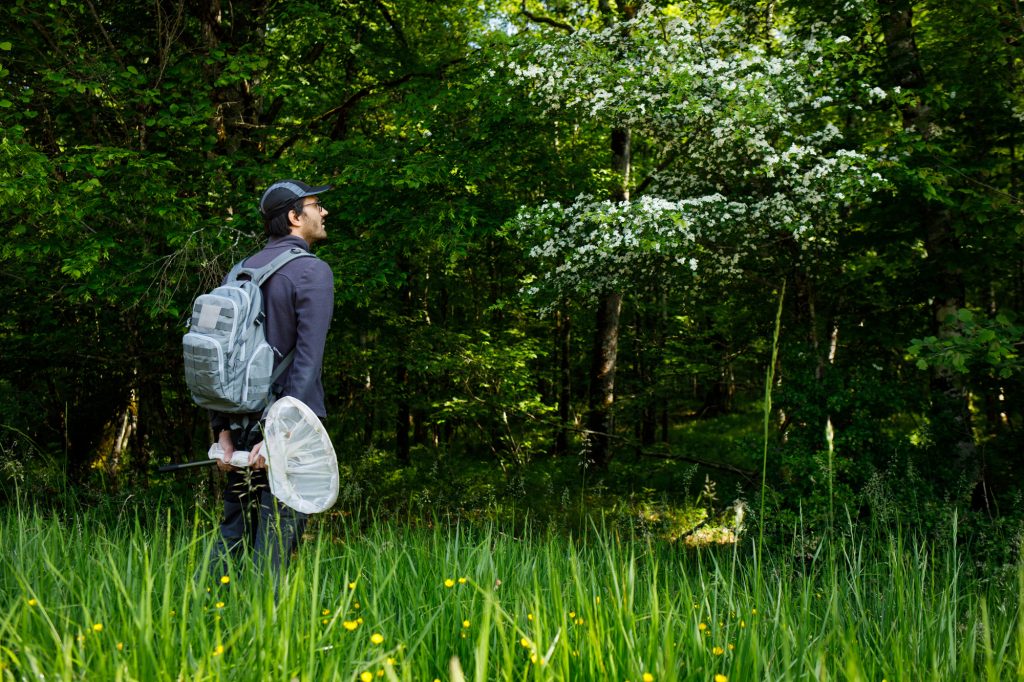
(234, 247), (314, 286)
(225, 259), (248, 283)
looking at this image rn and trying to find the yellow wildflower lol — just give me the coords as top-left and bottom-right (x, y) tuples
(714, 676), (728, 682)
(698, 622), (708, 631)
(387, 658), (395, 666)
(462, 620), (471, 628)
(215, 602), (225, 609)
(728, 643), (735, 651)
(220, 575), (230, 585)
(343, 620), (359, 631)
(354, 602), (361, 609)
(92, 623), (103, 633)
(349, 581), (357, 590)
(595, 596), (601, 604)
(116, 642), (123, 651)
(213, 644), (224, 656)
(712, 646), (724, 656)
(322, 609), (331, 616)
(740, 620), (746, 628)
(27, 598), (37, 607)
(371, 633), (384, 645)
(576, 617), (584, 625)
(322, 619), (328, 625)
(458, 577), (468, 584)
(360, 672), (373, 682)
(751, 608), (758, 614)
(569, 611), (576, 618)
(444, 579), (456, 588)
(357, 617), (364, 624)
(643, 673), (654, 682)
(520, 637), (531, 648)
(377, 671), (383, 677)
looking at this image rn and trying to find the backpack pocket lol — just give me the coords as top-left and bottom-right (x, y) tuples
(183, 332), (228, 404)
(241, 341), (276, 409)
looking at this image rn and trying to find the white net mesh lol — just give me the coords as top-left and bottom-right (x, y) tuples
(263, 397), (339, 514)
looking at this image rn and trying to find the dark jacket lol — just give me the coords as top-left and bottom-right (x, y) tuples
(211, 235), (334, 433)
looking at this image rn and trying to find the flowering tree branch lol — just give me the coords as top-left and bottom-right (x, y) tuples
(501, 9), (892, 308)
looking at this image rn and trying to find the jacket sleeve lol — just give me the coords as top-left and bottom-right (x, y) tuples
(282, 259), (334, 416)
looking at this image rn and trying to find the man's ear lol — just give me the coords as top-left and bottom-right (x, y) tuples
(288, 209), (302, 226)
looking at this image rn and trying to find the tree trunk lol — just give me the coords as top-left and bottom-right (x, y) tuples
(878, 0), (977, 484)
(395, 259), (413, 465)
(586, 292), (623, 469)
(584, 123), (630, 469)
(196, 0), (269, 157)
(395, 364), (410, 464)
(637, 308), (658, 449)
(555, 308), (572, 457)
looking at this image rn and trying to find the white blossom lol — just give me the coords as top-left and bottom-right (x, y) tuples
(500, 10), (890, 308)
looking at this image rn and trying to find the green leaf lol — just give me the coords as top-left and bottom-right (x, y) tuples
(0, 42), (12, 51)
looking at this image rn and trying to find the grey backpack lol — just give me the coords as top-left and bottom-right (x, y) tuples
(183, 248), (313, 413)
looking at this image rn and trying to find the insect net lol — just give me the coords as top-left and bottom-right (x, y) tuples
(263, 396), (339, 514)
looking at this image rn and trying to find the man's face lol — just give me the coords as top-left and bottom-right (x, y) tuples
(293, 196), (328, 244)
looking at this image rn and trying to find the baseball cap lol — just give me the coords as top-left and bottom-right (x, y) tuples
(259, 179), (333, 217)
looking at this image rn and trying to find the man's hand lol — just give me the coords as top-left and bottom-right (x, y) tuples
(216, 430), (236, 472)
(249, 440), (266, 469)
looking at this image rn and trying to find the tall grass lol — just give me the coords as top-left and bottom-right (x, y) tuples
(1, 504), (1020, 681)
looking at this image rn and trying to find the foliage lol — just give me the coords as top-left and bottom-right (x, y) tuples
(909, 308), (1024, 380)
(1, 0), (1023, 534)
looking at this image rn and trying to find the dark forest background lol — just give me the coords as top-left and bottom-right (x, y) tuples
(1, 0), (1022, 547)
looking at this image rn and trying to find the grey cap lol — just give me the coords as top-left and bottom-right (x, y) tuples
(259, 179), (333, 217)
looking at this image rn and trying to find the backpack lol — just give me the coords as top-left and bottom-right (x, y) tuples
(182, 247), (313, 414)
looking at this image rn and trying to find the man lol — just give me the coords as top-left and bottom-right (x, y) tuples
(210, 178), (335, 576)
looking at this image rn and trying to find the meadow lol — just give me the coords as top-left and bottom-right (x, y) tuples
(2, 504), (1021, 681)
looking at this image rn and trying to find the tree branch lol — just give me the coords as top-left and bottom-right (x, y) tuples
(576, 425), (758, 480)
(84, 0), (126, 71)
(373, 0), (411, 54)
(634, 148), (683, 197)
(272, 59), (466, 159)
(520, 0), (575, 33)
(635, 449), (758, 481)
